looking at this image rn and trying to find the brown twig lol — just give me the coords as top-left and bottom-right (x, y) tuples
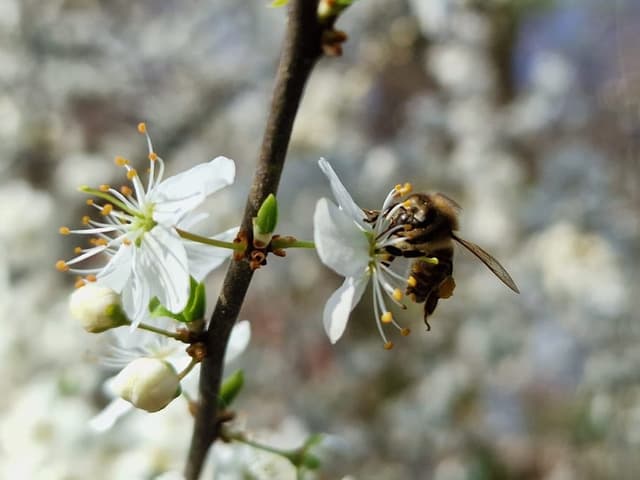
(183, 2), (324, 478)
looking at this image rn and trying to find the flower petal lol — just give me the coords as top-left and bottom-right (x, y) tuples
(318, 158), (366, 227)
(313, 198), (370, 278)
(138, 226), (190, 315)
(96, 244), (133, 292)
(225, 320), (251, 364)
(151, 156), (235, 225)
(88, 398), (132, 432)
(323, 275), (368, 343)
(183, 226), (238, 281)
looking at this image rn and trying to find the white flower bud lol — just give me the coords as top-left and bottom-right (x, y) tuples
(112, 358), (181, 412)
(69, 284), (128, 333)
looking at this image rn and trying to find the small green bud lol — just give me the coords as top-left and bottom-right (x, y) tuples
(112, 358), (181, 412)
(69, 284), (128, 333)
(218, 369), (244, 408)
(253, 194), (278, 247)
(302, 454), (321, 470)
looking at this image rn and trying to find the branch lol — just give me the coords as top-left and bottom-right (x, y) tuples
(184, 2), (324, 478)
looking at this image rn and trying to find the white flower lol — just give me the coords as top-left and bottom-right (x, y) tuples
(313, 158), (413, 348)
(57, 123), (236, 327)
(112, 357), (181, 412)
(90, 320), (251, 431)
(69, 283), (127, 333)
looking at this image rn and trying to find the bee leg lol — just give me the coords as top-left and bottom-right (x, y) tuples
(424, 318), (431, 332)
(423, 293), (439, 331)
(438, 276), (456, 299)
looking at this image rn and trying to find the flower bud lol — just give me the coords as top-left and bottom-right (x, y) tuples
(69, 284), (128, 333)
(252, 193), (278, 247)
(112, 358), (181, 413)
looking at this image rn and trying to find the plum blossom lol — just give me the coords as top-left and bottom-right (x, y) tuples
(313, 158), (413, 348)
(57, 123), (236, 327)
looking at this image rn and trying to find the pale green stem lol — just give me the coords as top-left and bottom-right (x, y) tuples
(178, 358), (199, 380)
(175, 228), (244, 251)
(223, 428), (297, 460)
(271, 239), (315, 249)
(124, 320), (182, 340)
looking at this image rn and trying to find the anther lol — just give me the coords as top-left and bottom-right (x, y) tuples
(86, 274), (97, 282)
(120, 185), (133, 196)
(402, 200), (412, 208)
(123, 239), (132, 246)
(148, 152), (158, 161)
(407, 276), (417, 287)
(86, 199), (94, 206)
(137, 122), (147, 134)
(398, 183), (412, 195)
(114, 156), (129, 167)
(101, 204), (113, 215)
(401, 328), (411, 337)
(383, 341), (394, 350)
(393, 288), (403, 301)
(74, 246), (82, 254)
(55, 260), (69, 272)
(74, 278), (85, 289)
(59, 226), (70, 235)
(381, 312), (393, 324)
(81, 216), (90, 225)
(126, 169), (137, 180)
(99, 184), (110, 192)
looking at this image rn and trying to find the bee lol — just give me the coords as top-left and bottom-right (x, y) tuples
(367, 193), (519, 330)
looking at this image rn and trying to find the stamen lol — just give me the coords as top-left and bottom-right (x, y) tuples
(402, 200), (412, 208)
(59, 226), (70, 235)
(120, 186), (133, 196)
(99, 184), (110, 192)
(74, 278), (85, 289)
(393, 288), (403, 301)
(401, 328), (411, 336)
(86, 274), (97, 282)
(81, 216), (90, 225)
(74, 246), (83, 254)
(126, 169), (138, 180)
(123, 238), (132, 246)
(148, 152), (158, 161)
(55, 260), (69, 272)
(383, 341), (394, 350)
(137, 122), (147, 134)
(381, 312), (393, 324)
(114, 156), (129, 166)
(86, 199), (94, 206)
(396, 182), (412, 196)
(100, 204), (113, 215)
(407, 276), (417, 287)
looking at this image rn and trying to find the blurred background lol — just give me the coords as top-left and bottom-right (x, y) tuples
(1, 0), (639, 478)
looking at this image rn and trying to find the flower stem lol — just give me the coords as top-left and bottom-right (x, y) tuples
(223, 428), (297, 459)
(175, 228), (244, 251)
(126, 320), (182, 340)
(178, 358), (199, 380)
(271, 238), (315, 249)
(184, 2), (328, 478)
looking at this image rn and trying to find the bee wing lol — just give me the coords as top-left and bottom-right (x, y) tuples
(452, 234), (520, 294)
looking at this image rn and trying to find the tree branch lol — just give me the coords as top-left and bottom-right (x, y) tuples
(184, 2), (323, 478)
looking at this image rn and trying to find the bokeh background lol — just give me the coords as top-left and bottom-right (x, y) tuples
(1, 0), (639, 478)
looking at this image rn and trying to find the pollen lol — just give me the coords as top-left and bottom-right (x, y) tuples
(114, 156), (129, 167)
(120, 185), (133, 196)
(393, 288), (403, 301)
(137, 122), (147, 134)
(401, 328), (411, 336)
(86, 199), (94, 206)
(383, 341), (394, 350)
(74, 278), (85, 289)
(148, 152), (158, 161)
(126, 169), (138, 180)
(86, 274), (97, 282)
(58, 226), (70, 235)
(381, 311), (393, 324)
(100, 204), (113, 215)
(74, 246), (83, 254)
(81, 215), (90, 225)
(99, 184), (110, 192)
(402, 200), (412, 208)
(407, 275), (417, 287)
(55, 260), (69, 272)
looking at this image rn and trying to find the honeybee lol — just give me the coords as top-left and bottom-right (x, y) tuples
(367, 193), (519, 330)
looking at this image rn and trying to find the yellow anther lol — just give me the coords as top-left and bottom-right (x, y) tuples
(86, 199), (94, 206)
(74, 278), (85, 289)
(99, 184), (110, 192)
(383, 341), (394, 350)
(100, 204), (113, 215)
(86, 274), (97, 282)
(422, 256), (439, 265)
(394, 183), (403, 192)
(81, 215), (90, 225)
(74, 246), (83, 254)
(123, 238), (132, 246)
(55, 260), (69, 272)
(120, 185), (133, 196)
(137, 122), (147, 134)
(59, 226), (70, 235)
(407, 276), (417, 287)
(398, 182), (412, 195)
(148, 152), (158, 161)
(402, 200), (412, 208)
(401, 328), (411, 336)
(126, 169), (138, 180)
(381, 311), (393, 324)
(393, 288), (403, 301)
(114, 156), (129, 167)
(94, 238), (108, 246)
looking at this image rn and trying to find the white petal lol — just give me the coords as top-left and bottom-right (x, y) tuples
(183, 227), (238, 280)
(318, 158), (366, 227)
(323, 275), (368, 343)
(96, 244), (133, 292)
(313, 198), (370, 278)
(88, 398), (132, 432)
(151, 156), (235, 225)
(122, 261), (151, 329)
(138, 226), (191, 314)
(225, 320), (251, 364)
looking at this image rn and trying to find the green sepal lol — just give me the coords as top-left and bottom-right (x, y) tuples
(218, 370), (244, 408)
(104, 303), (130, 328)
(149, 277), (207, 323)
(254, 193), (278, 235)
(302, 454), (321, 470)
